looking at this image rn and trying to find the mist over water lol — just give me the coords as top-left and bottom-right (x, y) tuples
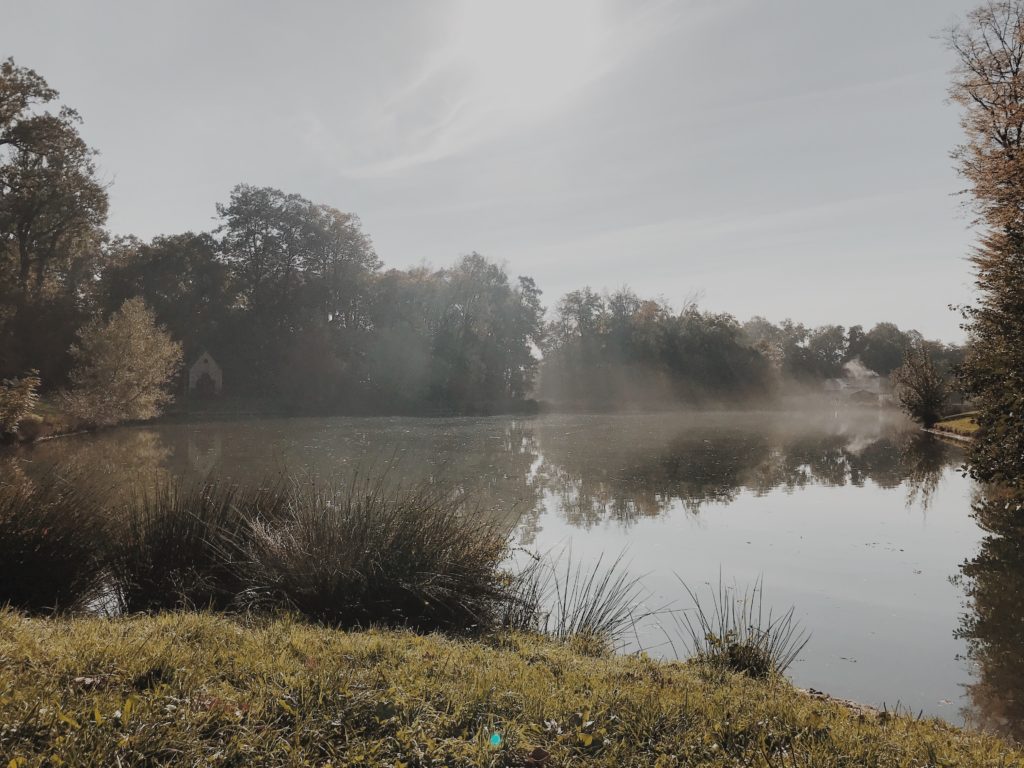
(10, 408), (998, 725)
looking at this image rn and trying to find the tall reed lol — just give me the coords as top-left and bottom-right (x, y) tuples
(0, 473), (107, 613)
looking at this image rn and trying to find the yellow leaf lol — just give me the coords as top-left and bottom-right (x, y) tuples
(122, 697), (135, 722)
(8, 758), (27, 768)
(57, 711), (80, 730)
(578, 732), (593, 747)
(93, 705), (104, 725)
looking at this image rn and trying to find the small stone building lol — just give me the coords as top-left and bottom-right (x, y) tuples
(188, 351), (223, 396)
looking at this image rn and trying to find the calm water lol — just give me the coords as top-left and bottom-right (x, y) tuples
(9, 410), (1006, 729)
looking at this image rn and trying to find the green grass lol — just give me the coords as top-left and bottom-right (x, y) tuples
(0, 612), (1020, 767)
(933, 412), (980, 438)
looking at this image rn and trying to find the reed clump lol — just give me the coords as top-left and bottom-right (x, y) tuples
(675, 575), (810, 678)
(0, 474), (108, 613)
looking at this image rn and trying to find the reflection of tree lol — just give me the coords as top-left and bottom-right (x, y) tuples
(19, 429), (173, 508)
(15, 413), (958, 538)
(957, 488), (1024, 740)
(533, 414), (959, 527)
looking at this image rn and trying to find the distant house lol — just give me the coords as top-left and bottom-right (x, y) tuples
(188, 351), (223, 396)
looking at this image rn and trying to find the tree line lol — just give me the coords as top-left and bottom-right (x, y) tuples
(0, 58), (961, 427)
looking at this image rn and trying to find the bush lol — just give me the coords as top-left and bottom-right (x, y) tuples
(246, 478), (511, 632)
(63, 298), (182, 427)
(0, 370), (40, 440)
(675, 576), (809, 678)
(107, 480), (289, 613)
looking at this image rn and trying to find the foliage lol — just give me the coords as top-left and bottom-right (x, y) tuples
(63, 297), (183, 427)
(948, 2), (1024, 484)
(0, 58), (109, 383)
(541, 289), (775, 406)
(0, 612), (1021, 766)
(106, 481), (284, 613)
(0, 368), (39, 437)
(891, 342), (949, 427)
(675, 576), (810, 678)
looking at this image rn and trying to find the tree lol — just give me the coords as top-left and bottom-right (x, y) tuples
(859, 322), (909, 376)
(807, 325), (847, 377)
(63, 298), (182, 427)
(100, 233), (234, 362)
(948, 2), (1024, 484)
(891, 342), (949, 428)
(0, 58), (109, 381)
(215, 184), (380, 395)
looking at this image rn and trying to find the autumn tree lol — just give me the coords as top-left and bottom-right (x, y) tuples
(949, 2), (1024, 484)
(63, 298), (182, 427)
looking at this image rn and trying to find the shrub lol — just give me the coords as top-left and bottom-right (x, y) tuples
(0, 474), (107, 612)
(675, 576), (809, 678)
(106, 480), (289, 613)
(0, 370), (40, 440)
(63, 298), (182, 427)
(245, 478), (511, 632)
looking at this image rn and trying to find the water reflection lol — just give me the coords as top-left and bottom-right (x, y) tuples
(957, 488), (1024, 740)
(529, 414), (955, 529)
(10, 412), (958, 525)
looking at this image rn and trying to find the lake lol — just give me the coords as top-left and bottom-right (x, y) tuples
(9, 409), (1006, 731)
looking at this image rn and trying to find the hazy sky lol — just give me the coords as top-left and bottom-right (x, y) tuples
(4, 0), (980, 340)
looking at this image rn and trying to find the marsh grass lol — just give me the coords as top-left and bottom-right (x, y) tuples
(244, 477), (512, 632)
(507, 550), (654, 652)
(0, 473), (108, 613)
(675, 575), (810, 678)
(106, 479), (290, 613)
(0, 473), (523, 634)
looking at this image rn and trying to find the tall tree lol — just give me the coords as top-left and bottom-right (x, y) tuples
(949, 2), (1024, 484)
(0, 58), (108, 381)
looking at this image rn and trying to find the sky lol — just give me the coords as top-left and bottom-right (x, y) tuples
(3, 0), (981, 341)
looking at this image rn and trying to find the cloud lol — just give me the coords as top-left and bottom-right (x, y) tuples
(325, 0), (675, 178)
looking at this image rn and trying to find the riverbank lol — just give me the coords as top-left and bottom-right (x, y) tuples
(0, 611), (1018, 767)
(927, 412), (980, 443)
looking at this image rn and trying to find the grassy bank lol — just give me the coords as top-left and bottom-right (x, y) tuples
(0, 612), (1019, 767)
(931, 412), (980, 439)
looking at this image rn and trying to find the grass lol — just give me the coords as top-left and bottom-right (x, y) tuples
(507, 551), (654, 654)
(0, 611), (1020, 767)
(243, 478), (512, 632)
(0, 474), (109, 613)
(675, 577), (810, 679)
(0, 474), (520, 634)
(932, 411), (980, 438)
